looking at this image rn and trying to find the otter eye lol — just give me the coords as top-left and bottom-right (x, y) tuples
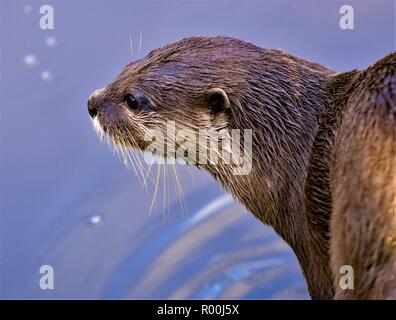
(124, 94), (138, 110)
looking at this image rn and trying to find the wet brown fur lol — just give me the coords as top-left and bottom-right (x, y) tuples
(88, 36), (396, 299)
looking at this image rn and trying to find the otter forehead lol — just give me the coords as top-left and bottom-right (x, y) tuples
(139, 36), (262, 65)
(117, 36), (262, 79)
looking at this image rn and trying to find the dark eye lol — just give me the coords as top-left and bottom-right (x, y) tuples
(124, 94), (138, 110)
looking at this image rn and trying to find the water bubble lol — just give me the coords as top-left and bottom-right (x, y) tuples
(22, 5), (32, 14)
(45, 36), (57, 47)
(40, 70), (54, 82)
(90, 214), (103, 228)
(24, 55), (38, 69)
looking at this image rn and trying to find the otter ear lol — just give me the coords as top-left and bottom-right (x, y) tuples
(205, 88), (230, 115)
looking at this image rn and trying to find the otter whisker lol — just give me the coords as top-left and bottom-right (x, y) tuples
(148, 163), (161, 216)
(171, 164), (186, 216)
(119, 143), (128, 166)
(129, 32), (134, 59)
(122, 124), (147, 183)
(113, 127), (142, 181)
(112, 142), (122, 164)
(162, 162), (167, 219)
(143, 161), (155, 187)
(125, 146), (143, 178)
(138, 30), (143, 58)
(123, 145), (144, 184)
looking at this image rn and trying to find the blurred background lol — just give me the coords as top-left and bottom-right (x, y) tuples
(0, 0), (394, 299)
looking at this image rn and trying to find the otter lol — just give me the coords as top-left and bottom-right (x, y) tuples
(87, 36), (396, 299)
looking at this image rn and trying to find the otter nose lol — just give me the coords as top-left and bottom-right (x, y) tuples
(87, 95), (98, 118)
(87, 89), (102, 118)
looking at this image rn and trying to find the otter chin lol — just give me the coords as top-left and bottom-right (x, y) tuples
(87, 36), (396, 300)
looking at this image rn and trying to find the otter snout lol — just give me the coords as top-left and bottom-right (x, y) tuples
(87, 98), (97, 118)
(87, 88), (105, 118)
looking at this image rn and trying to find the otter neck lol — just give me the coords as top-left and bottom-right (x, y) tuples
(203, 56), (350, 298)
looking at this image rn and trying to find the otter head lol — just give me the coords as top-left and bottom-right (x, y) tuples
(86, 37), (251, 166)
